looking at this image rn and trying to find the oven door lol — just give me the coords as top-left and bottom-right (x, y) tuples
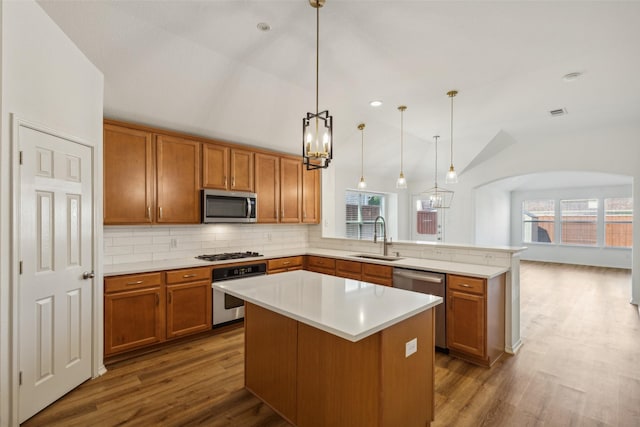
(212, 287), (245, 326)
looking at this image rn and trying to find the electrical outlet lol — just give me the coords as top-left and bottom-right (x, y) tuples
(170, 238), (177, 249)
(405, 338), (417, 358)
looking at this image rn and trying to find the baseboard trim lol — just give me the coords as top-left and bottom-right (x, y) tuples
(506, 339), (523, 355)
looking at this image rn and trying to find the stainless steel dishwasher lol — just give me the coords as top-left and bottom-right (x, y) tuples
(393, 268), (447, 351)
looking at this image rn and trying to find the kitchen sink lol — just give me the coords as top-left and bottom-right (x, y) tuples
(351, 254), (404, 261)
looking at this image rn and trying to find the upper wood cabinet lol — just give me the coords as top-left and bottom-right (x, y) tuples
(280, 157), (302, 223)
(202, 143), (254, 192)
(156, 135), (201, 223)
(103, 124), (154, 224)
(104, 122), (201, 225)
(255, 152), (280, 223)
(302, 167), (320, 224)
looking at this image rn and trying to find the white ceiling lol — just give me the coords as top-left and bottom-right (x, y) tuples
(38, 0), (640, 187)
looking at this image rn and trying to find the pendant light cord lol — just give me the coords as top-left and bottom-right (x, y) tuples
(450, 94), (454, 166)
(316, 4), (319, 118)
(400, 108), (404, 173)
(361, 126), (365, 178)
(434, 135), (439, 188)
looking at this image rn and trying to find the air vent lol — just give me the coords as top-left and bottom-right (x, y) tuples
(549, 108), (567, 117)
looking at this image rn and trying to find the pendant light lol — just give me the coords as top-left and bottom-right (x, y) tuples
(445, 90), (458, 184)
(357, 123), (367, 189)
(396, 105), (408, 189)
(302, 0), (333, 170)
(421, 135), (454, 208)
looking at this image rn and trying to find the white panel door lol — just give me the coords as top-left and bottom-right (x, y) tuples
(18, 125), (93, 423)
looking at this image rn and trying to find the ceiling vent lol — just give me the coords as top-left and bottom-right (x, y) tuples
(549, 108), (568, 117)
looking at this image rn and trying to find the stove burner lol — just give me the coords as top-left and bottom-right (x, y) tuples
(196, 251), (263, 262)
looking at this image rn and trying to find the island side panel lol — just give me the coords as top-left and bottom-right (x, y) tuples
(380, 308), (434, 427)
(244, 302), (298, 424)
(297, 323), (381, 427)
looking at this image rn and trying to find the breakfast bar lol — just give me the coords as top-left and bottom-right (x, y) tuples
(214, 270), (443, 427)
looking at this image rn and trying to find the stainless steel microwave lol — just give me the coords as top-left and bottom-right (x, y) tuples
(202, 189), (257, 223)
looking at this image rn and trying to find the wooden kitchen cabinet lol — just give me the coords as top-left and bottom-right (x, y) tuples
(104, 272), (164, 356)
(362, 263), (393, 286)
(103, 124), (154, 224)
(280, 156), (302, 223)
(302, 167), (320, 224)
(255, 152), (280, 223)
(202, 143), (254, 192)
(268, 256), (304, 274)
(104, 121), (201, 225)
(166, 267), (212, 339)
(305, 256), (336, 275)
(156, 134), (201, 223)
(335, 260), (362, 280)
(446, 274), (505, 367)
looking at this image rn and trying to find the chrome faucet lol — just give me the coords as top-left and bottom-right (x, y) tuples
(373, 215), (390, 256)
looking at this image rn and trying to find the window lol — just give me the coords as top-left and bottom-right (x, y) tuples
(605, 197), (633, 248)
(345, 191), (385, 240)
(561, 199), (597, 245)
(522, 200), (555, 243)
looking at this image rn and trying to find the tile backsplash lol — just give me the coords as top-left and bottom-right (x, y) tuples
(104, 223), (310, 265)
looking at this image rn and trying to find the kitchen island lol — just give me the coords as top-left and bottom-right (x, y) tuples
(214, 270), (442, 427)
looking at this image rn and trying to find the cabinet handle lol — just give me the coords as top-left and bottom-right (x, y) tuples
(155, 294), (160, 306)
(146, 206), (151, 219)
(281, 209), (285, 217)
(224, 176), (227, 187)
(460, 283), (471, 288)
(183, 274), (197, 278)
(158, 206), (163, 219)
(303, 210), (307, 219)
(232, 177), (235, 188)
(126, 280), (144, 286)
(282, 261), (290, 265)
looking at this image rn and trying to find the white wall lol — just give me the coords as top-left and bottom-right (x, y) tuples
(474, 186), (511, 246)
(0, 1), (103, 425)
(511, 185), (632, 268)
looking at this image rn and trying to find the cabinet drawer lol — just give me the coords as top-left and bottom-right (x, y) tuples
(105, 272), (163, 293)
(166, 267), (211, 284)
(448, 274), (485, 295)
(362, 263), (393, 286)
(268, 256), (303, 272)
(306, 256), (336, 269)
(335, 260), (362, 280)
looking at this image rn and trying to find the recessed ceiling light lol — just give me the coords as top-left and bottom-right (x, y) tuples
(257, 22), (271, 32)
(369, 100), (383, 107)
(562, 72), (582, 82)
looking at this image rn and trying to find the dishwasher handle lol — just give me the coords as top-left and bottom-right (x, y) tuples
(393, 270), (444, 284)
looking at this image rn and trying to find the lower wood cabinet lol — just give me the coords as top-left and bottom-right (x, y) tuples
(362, 263), (393, 286)
(335, 260), (362, 280)
(446, 273), (505, 367)
(267, 256), (304, 274)
(104, 267), (212, 357)
(166, 267), (212, 339)
(304, 256), (336, 275)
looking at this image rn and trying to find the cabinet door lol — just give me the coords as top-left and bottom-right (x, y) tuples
(104, 286), (164, 356)
(103, 124), (154, 224)
(335, 260), (362, 280)
(202, 143), (229, 190)
(280, 157), (302, 223)
(302, 167), (320, 224)
(305, 256), (336, 275)
(362, 263), (393, 286)
(166, 280), (212, 339)
(156, 135), (201, 223)
(255, 153), (279, 223)
(447, 290), (485, 358)
(230, 148), (254, 192)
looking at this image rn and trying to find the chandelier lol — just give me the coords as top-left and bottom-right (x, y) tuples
(302, 0), (333, 170)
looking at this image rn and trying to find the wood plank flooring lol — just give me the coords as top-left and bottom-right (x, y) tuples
(22, 262), (640, 426)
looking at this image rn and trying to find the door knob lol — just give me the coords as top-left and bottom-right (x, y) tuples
(82, 271), (95, 280)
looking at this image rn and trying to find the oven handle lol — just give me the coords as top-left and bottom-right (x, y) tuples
(246, 198), (252, 218)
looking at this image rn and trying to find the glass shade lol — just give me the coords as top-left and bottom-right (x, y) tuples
(445, 166), (458, 184)
(357, 177), (367, 189)
(396, 173), (407, 189)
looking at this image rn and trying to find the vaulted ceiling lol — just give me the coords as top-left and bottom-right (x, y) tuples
(38, 0), (640, 185)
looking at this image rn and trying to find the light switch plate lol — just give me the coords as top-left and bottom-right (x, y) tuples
(405, 338), (417, 358)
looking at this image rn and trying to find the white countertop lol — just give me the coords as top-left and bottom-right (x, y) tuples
(104, 247), (509, 278)
(213, 270), (442, 342)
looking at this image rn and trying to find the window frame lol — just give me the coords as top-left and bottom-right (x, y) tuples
(344, 190), (387, 241)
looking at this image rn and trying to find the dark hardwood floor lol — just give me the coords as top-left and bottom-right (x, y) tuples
(22, 262), (640, 426)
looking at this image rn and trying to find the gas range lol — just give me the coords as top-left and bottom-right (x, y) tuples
(195, 251), (263, 262)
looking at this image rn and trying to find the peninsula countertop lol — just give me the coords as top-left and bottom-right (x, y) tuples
(213, 270), (443, 342)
